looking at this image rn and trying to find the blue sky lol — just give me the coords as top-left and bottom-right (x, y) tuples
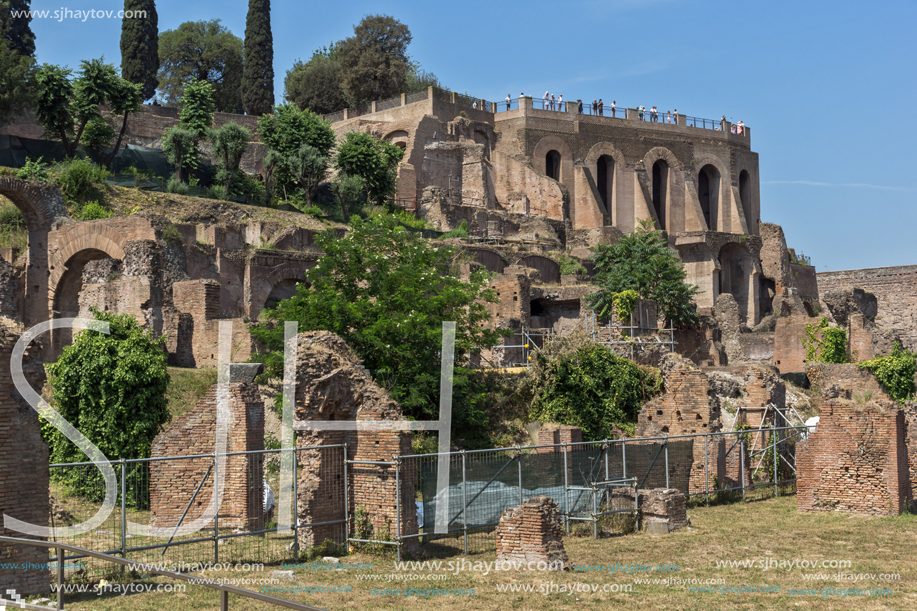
(27, 0), (917, 272)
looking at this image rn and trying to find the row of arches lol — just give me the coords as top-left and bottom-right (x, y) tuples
(538, 142), (755, 234)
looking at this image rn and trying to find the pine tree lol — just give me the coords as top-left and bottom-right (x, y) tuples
(241, 0), (274, 115)
(119, 0), (159, 100)
(2, 0), (36, 57)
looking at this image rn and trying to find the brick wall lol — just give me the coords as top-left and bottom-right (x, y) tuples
(817, 266), (917, 352)
(170, 280), (253, 367)
(636, 355), (724, 493)
(796, 400), (911, 516)
(805, 363), (891, 401)
(495, 496), (567, 568)
(292, 332), (418, 553)
(149, 383), (265, 531)
(773, 313), (810, 374)
(0, 327), (49, 596)
(905, 402), (917, 511)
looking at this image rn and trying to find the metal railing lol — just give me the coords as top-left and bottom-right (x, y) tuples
(0, 536), (325, 611)
(686, 115), (720, 129)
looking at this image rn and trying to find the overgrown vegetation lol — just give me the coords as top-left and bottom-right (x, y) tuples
(859, 342), (916, 402)
(440, 219), (469, 239)
(802, 316), (848, 364)
(587, 218), (700, 328)
(529, 337), (662, 440)
(250, 214), (508, 439)
(558, 253), (586, 276)
(43, 309), (171, 508)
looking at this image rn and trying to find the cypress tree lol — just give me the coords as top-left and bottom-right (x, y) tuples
(119, 0), (159, 100)
(241, 0), (274, 115)
(2, 0), (36, 57)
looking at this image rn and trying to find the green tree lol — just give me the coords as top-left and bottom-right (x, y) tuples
(1, 0), (36, 57)
(34, 57), (142, 158)
(210, 120), (251, 192)
(179, 77), (216, 139)
(45, 308), (170, 506)
(156, 19), (243, 112)
(284, 50), (350, 114)
(284, 143), (327, 208)
(531, 342), (662, 440)
(257, 102), (334, 199)
(0, 39), (35, 125)
(241, 0), (274, 115)
(586, 219), (701, 328)
(333, 130), (404, 206)
(160, 127), (195, 181)
(119, 0), (159, 100)
(338, 15), (411, 103)
(250, 214), (505, 425)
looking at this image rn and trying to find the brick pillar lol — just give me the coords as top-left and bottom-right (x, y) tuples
(0, 327), (49, 596)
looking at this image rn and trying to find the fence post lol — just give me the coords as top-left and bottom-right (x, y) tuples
(292, 449), (299, 561)
(773, 428), (779, 497)
(214, 452), (219, 564)
(57, 546), (65, 611)
(517, 447), (523, 507)
(120, 459), (127, 561)
(704, 433), (709, 506)
(343, 445), (350, 545)
(664, 441), (670, 489)
(740, 439), (746, 502)
(462, 450), (468, 555)
(563, 443), (570, 534)
(604, 440), (610, 481)
(592, 486), (598, 539)
(395, 459), (402, 562)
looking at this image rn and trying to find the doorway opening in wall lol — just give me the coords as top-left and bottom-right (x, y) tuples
(739, 169), (752, 231)
(652, 160), (668, 230)
(597, 155), (614, 214)
(759, 277), (776, 317)
(546, 150), (561, 181)
(698, 165), (720, 231)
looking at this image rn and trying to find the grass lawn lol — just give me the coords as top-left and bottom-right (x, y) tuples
(49, 495), (917, 610)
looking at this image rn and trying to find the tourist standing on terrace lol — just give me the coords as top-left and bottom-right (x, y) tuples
(544, 91), (550, 108)
(598, 99), (604, 116)
(611, 100), (616, 117)
(558, 94), (564, 111)
(592, 100), (597, 115)
(673, 109), (678, 124)
(551, 94), (556, 110)
(578, 99), (583, 113)
(506, 94), (511, 111)
(667, 110), (671, 123)
(737, 120), (744, 135)
(639, 106), (645, 120)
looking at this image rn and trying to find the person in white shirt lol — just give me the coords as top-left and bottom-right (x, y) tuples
(544, 91), (550, 109)
(673, 109), (678, 124)
(558, 94), (564, 112)
(610, 100), (616, 118)
(505, 94), (511, 111)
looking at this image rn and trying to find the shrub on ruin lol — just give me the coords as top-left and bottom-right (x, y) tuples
(333, 130), (404, 206)
(72, 200), (114, 221)
(44, 308), (171, 507)
(210, 120), (251, 192)
(587, 219), (700, 328)
(250, 214), (508, 434)
(15, 156), (50, 182)
(859, 343), (916, 402)
(52, 157), (110, 204)
(529, 342), (662, 440)
(802, 317), (848, 364)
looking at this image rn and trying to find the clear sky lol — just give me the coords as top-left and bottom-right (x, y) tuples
(26, 0), (917, 272)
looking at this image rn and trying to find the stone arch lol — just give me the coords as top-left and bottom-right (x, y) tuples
(249, 263), (313, 318)
(473, 129), (491, 160)
(585, 143), (626, 222)
(517, 255), (561, 284)
(692, 154), (729, 231)
(384, 130), (410, 151)
(532, 136), (574, 185)
(0, 177), (68, 325)
(50, 225), (127, 299)
(464, 247), (505, 274)
(642, 147), (683, 232)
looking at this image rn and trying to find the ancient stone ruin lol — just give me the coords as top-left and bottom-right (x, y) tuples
(640, 488), (689, 534)
(796, 400), (912, 516)
(496, 496), (568, 569)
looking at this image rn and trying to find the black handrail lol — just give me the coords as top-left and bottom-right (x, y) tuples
(0, 535), (326, 611)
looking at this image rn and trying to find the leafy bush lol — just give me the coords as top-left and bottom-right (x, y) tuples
(859, 343), (916, 402)
(53, 158), (110, 203)
(73, 200), (114, 221)
(123, 165), (153, 187)
(441, 219), (469, 239)
(161, 127), (197, 182)
(531, 342), (662, 440)
(206, 185), (228, 200)
(45, 309), (171, 507)
(16, 157), (50, 182)
(164, 177), (189, 195)
(232, 171), (267, 203)
(802, 317), (847, 364)
(0, 202), (25, 230)
(333, 130), (404, 206)
(558, 254), (586, 276)
(81, 116), (117, 155)
(210, 121), (251, 191)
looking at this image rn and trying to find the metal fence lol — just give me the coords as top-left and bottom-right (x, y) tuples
(376, 95), (403, 111)
(395, 425), (805, 557)
(47, 445), (347, 581)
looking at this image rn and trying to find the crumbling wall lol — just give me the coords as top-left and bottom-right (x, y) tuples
(496, 496), (568, 568)
(904, 402), (917, 511)
(636, 354), (724, 493)
(639, 488), (689, 533)
(0, 324), (49, 596)
(149, 370), (265, 531)
(805, 363), (891, 402)
(293, 332), (417, 552)
(796, 400), (911, 516)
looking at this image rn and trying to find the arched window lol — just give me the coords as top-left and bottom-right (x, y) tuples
(652, 160), (668, 229)
(698, 165), (720, 230)
(739, 170), (752, 232)
(596, 155), (614, 212)
(546, 150), (561, 181)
